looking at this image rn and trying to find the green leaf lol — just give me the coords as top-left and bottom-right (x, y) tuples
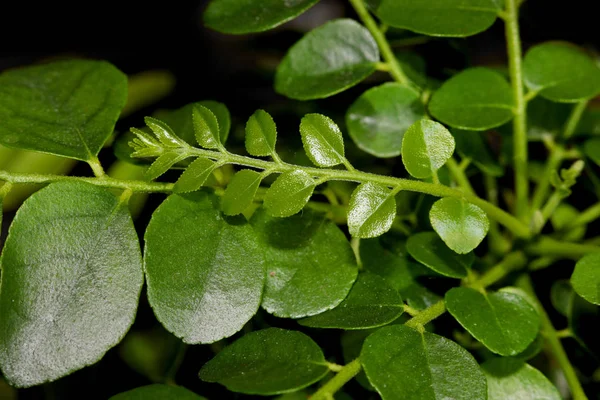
(144, 192), (265, 344)
(429, 67), (514, 130)
(203, 0), (319, 34)
(144, 152), (190, 181)
(452, 129), (503, 176)
(246, 109), (278, 157)
(0, 60), (127, 161)
(251, 209), (358, 318)
(584, 138), (600, 167)
(299, 113), (346, 167)
(0, 182), (143, 387)
(263, 170), (315, 217)
(110, 384), (206, 400)
(445, 287), (540, 356)
(523, 42), (600, 102)
(551, 204), (586, 242)
(144, 116), (185, 148)
(571, 252), (600, 305)
(299, 273), (404, 329)
(173, 157), (219, 193)
(361, 325), (487, 400)
(550, 280), (573, 317)
(275, 19), (379, 100)
(402, 120), (455, 179)
(429, 197), (490, 254)
(406, 231), (474, 278)
(375, 0), (499, 37)
(199, 328), (329, 394)
(346, 83), (425, 158)
(482, 358), (561, 400)
(221, 169), (263, 215)
(347, 183), (396, 238)
(159, 101), (230, 145)
(193, 104), (221, 149)
(341, 330), (376, 391)
(569, 292), (600, 358)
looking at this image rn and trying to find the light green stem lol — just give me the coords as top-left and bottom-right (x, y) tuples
(473, 251), (527, 289)
(526, 236), (600, 259)
(518, 275), (589, 400)
(310, 358), (362, 400)
(504, 0), (529, 221)
(485, 175), (512, 254)
(446, 157), (475, 195)
(348, 0), (413, 87)
(563, 100), (589, 140)
(531, 146), (563, 213)
(405, 300), (447, 329)
(563, 201), (600, 231)
(87, 157), (106, 177)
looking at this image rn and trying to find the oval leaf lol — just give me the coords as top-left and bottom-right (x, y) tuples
(299, 273), (404, 329)
(193, 104), (221, 149)
(199, 328), (329, 395)
(173, 157), (218, 193)
(482, 358), (561, 400)
(144, 192), (265, 344)
(246, 109), (277, 157)
(110, 384), (206, 400)
(144, 152), (190, 181)
(263, 170), (315, 217)
(406, 231), (474, 278)
(445, 287), (540, 356)
(221, 169), (263, 216)
(204, 0), (319, 34)
(429, 67), (514, 130)
(0, 60), (127, 161)
(347, 182), (396, 238)
(275, 19), (379, 100)
(571, 252), (600, 305)
(430, 197), (490, 254)
(523, 42), (600, 102)
(0, 182), (143, 387)
(251, 209), (358, 318)
(300, 113), (345, 167)
(361, 324), (487, 400)
(402, 120), (455, 179)
(375, 0), (499, 37)
(346, 83), (425, 158)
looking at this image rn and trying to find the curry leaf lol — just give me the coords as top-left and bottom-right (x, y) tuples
(173, 157), (219, 193)
(347, 182), (396, 238)
(571, 252), (600, 305)
(263, 170), (315, 217)
(299, 113), (346, 167)
(193, 104), (221, 149)
(246, 109), (278, 157)
(221, 169), (263, 215)
(402, 119), (455, 179)
(406, 231), (474, 278)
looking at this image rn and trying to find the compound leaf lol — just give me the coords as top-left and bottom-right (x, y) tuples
(429, 67), (514, 130)
(299, 113), (345, 167)
(263, 170), (315, 217)
(571, 252), (600, 305)
(299, 273), (404, 329)
(221, 169), (263, 215)
(406, 231), (474, 278)
(0, 60), (127, 161)
(110, 384), (206, 400)
(402, 119), (455, 179)
(173, 157), (219, 193)
(445, 287), (540, 356)
(251, 209), (358, 318)
(430, 197), (490, 254)
(0, 182), (143, 387)
(347, 182), (396, 238)
(361, 324), (487, 400)
(246, 109), (278, 157)
(144, 192), (265, 344)
(275, 19), (379, 100)
(199, 328), (328, 395)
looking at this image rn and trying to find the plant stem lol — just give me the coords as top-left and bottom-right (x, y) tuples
(310, 358), (362, 400)
(348, 0), (413, 87)
(518, 275), (588, 400)
(563, 100), (589, 140)
(0, 181), (13, 199)
(405, 300), (447, 329)
(531, 146), (563, 213)
(446, 157), (475, 195)
(474, 251), (527, 288)
(485, 175), (512, 254)
(563, 201), (600, 231)
(526, 236), (600, 259)
(87, 157), (106, 177)
(504, 0), (529, 222)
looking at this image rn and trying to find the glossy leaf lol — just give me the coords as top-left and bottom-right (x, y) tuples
(583, 138), (600, 167)
(173, 157), (218, 193)
(0, 182), (143, 387)
(445, 287), (540, 356)
(300, 113), (345, 167)
(199, 328), (329, 394)
(346, 83), (425, 158)
(144, 116), (185, 148)
(199, 100), (231, 143)
(406, 231), (474, 278)
(251, 209), (358, 318)
(482, 358), (561, 400)
(246, 109), (277, 157)
(523, 42), (600, 102)
(429, 67), (514, 130)
(347, 182), (396, 238)
(263, 170), (315, 217)
(299, 273), (404, 329)
(361, 324), (487, 400)
(275, 19), (379, 100)
(157, 101), (230, 145)
(110, 384), (205, 400)
(375, 0), (500, 37)
(193, 104), (221, 149)
(144, 192), (265, 344)
(221, 169), (263, 215)
(452, 129), (503, 176)
(571, 252), (600, 305)
(204, 0), (319, 34)
(402, 120), (455, 179)
(144, 152), (189, 181)
(550, 280), (573, 317)
(0, 60), (127, 161)
(430, 197), (490, 254)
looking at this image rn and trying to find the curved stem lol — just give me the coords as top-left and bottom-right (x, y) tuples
(310, 358), (362, 400)
(531, 146), (564, 214)
(405, 300), (446, 330)
(563, 100), (589, 140)
(563, 201), (600, 231)
(526, 236), (600, 259)
(446, 157), (475, 195)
